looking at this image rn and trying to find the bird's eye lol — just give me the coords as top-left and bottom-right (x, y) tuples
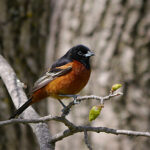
(77, 51), (83, 56)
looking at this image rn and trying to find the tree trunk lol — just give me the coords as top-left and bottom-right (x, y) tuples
(46, 0), (150, 150)
(0, 0), (50, 149)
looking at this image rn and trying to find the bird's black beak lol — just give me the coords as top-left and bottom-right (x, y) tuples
(84, 51), (95, 57)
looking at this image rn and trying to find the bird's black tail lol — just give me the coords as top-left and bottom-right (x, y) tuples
(9, 98), (32, 119)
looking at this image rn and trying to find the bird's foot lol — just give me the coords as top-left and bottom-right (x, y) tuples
(59, 94), (80, 104)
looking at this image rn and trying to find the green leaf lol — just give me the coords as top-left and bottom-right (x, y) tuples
(111, 84), (122, 92)
(89, 105), (103, 121)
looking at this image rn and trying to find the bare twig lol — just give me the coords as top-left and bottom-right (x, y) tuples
(76, 92), (123, 103)
(84, 130), (93, 150)
(61, 92), (123, 117)
(0, 55), (54, 150)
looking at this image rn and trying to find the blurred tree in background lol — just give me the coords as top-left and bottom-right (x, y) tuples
(0, 0), (150, 150)
(0, 0), (50, 149)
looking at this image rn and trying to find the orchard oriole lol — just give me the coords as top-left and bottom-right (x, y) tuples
(10, 44), (94, 119)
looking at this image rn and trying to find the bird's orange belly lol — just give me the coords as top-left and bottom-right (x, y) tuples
(46, 62), (91, 99)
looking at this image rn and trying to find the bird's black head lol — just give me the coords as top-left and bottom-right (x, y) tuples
(66, 45), (94, 69)
(51, 45), (94, 70)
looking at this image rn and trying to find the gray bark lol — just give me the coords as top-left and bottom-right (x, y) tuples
(0, 0), (51, 149)
(0, 55), (54, 150)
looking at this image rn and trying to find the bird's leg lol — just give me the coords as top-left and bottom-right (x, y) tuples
(58, 94), (80, 116)
(59, 94), (80, 104)
(58, 99), (66, 108)
(58, 98), (70, 115)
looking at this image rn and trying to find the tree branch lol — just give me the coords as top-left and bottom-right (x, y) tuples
(51, 126), (150, 142)
(1, 115), (150, 140)
(0, 55), (55, 150)
(84, 130), (93, 150)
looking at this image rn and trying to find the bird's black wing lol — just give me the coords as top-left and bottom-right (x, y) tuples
(32, 66), (72, 93)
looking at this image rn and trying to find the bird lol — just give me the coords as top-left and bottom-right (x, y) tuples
(10, 44), (94, 119)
